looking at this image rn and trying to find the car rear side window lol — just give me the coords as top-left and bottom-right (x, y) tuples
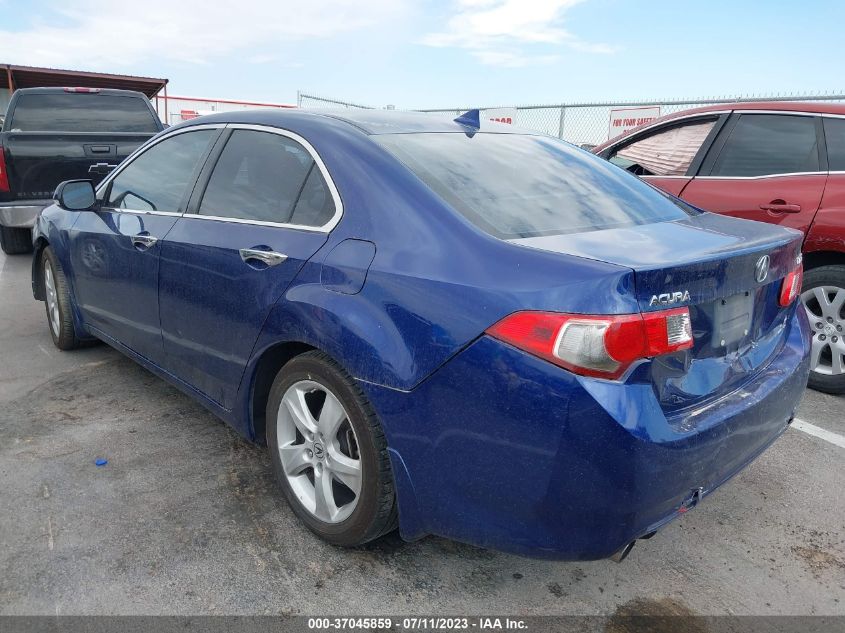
(374, 132), (694, 239)
(9, 94), (160, 133)
(198, 129), (335, 227)
(106, 130), (215, 212)
(823, 117), (845, 171)
(709, 114), (819, 177)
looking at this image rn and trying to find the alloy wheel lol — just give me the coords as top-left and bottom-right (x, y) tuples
(276, 380), (362, 524)
(801, 285), (845, 376)
(44, 260), (60, 337)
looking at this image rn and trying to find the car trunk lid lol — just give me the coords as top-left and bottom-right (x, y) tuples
(512, 212), (804, 414)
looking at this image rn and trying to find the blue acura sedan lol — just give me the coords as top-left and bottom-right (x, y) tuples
(32, 109), (810, 561)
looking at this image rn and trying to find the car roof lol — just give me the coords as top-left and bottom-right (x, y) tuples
(176, 108), (528, 136)
(594, 101), (845, 152)
(13, 87), (148, 98)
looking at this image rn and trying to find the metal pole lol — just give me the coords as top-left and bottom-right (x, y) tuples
(163, 81), (169, 125)
(557, 106), (566, 139)
(297, 90), (301, 108)
(6, 66), (14, 94)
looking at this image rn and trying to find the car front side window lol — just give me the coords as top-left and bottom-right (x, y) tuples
(198, 129), (335, 227)
(709, 114), (819, 177)
(106, 130), (216, 212)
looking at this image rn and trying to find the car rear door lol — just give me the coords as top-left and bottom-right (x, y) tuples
(70, 126), (222, 361)
(157, 125), (339, 409)
(680, 112), (827, 234)
(600, 114), (726, 197)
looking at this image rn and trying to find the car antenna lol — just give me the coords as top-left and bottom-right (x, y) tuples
(454, 109), (481, 137)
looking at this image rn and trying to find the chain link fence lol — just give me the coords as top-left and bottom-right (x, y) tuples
(298, 92), (845, 146)
(297, 92), (374, 110)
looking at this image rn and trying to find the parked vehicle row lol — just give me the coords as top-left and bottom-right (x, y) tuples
(593, 102), (845, 394)
(0, 87), (163, 254)
(32, 109), (809, 560)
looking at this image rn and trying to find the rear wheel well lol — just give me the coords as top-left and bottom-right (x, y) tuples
(250, 341), (316, 445)
(803, 251), (845, 272)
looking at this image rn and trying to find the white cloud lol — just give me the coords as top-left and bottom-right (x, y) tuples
(422, 0), (614, 66)
(0, 0), (405, 69)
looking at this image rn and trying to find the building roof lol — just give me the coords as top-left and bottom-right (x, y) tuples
(3, 64), (167, 98)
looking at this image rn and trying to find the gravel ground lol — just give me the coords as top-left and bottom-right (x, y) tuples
(1, 248), (843, 617)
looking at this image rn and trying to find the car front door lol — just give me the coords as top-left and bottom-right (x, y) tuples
(158, 126), (339, 409)
(680, 112), (827, 234)
(69, 126), (221, 361)
(602, 114), (725, 197)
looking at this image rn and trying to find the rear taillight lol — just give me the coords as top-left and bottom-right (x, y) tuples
(779, 261), (803, 307)
(486, 308), (693, 380)
(0, 145), (9, 193)
(63, 87), (101, 93)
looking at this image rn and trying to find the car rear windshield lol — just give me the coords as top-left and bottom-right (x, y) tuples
(9, 94), (160, 133)
(374, 132), (696, 239)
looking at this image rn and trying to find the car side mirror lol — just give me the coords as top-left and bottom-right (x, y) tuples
(54, 180), (97, 211)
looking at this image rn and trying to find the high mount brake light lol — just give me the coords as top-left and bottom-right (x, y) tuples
(486, 308), (694, 380)
(779, 262), (803, 307)
(63, 87), (101, 93)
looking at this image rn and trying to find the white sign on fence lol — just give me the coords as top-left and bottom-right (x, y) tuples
(484, 107), (517, 125)
(608, 106), (661, 139)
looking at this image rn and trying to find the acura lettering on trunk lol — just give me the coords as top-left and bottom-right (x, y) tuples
(649, 290), (691, 306)
(31, 109), (811, 561)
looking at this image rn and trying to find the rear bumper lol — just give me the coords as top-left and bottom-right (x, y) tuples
(364, 307), (810, 560)
(0, 200), (52, 228)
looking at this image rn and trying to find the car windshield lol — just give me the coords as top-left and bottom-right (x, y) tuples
(374, 132), (696, 239)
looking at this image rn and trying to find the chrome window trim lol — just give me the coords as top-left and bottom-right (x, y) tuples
(185, 214), (329, 233)
(188, 123), (344, 233)
(641, 175), (691, 180)
(96, 123), (226, 216)
(694, 171), (826, 180)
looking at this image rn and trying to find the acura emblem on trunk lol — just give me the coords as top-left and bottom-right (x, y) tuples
(649, 290), (691, 306)
(755, 255), (770, 283)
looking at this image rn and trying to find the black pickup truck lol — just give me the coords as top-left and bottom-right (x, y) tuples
(0, 87), (164, 254)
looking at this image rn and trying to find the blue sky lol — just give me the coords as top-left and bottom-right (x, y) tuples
(0, 0), (842, 108)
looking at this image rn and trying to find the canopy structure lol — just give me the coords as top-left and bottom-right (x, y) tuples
(3, 64), (169, 119)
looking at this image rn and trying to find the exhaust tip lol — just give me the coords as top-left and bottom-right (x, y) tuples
(610, 541), (636, 563)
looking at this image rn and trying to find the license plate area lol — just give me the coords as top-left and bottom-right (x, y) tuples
(712, 291), (753, 348)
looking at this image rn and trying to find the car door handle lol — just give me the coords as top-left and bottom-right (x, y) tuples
(759, 201), (801, 213)
(239, 248), (288, 267)
(131, 233), (158, 250)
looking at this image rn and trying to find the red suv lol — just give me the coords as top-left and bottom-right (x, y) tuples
(594, 102), (845, 394)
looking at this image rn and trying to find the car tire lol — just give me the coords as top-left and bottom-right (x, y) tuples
(41, 247), (82, 350)
(801, 265), (845, 395)
(0, 225), (33, 255)
(266, 350), (398, 546)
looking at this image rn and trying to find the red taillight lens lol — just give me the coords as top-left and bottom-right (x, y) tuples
(0, 145), (10, 193)
(486, 308), (694, 380)
(779, 262), (803, 307)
